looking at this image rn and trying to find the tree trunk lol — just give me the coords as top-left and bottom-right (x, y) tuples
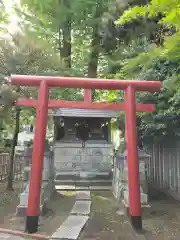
(59, 0), (71, 68)
(6, 107), (21, 190)
(62, 17), (71, 68)
(87, 0), (103, 99)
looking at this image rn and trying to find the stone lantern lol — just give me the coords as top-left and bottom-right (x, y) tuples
(16, 142), (55, 216)
(113, 148), (150, 206)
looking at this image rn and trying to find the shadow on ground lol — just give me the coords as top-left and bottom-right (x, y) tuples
(79, 191), (136, 240)
(0, 182), (76, 236)
(142, 189), (180, 239)
(79, 190), (180, 240)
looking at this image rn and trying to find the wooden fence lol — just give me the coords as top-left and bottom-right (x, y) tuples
(145, 139), (180, 201)
(0, 153), (24, 182)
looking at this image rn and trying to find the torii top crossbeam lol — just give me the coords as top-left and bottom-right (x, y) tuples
(10, 74), (161, 92)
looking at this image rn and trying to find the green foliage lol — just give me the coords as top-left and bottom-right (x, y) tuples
(114, 0), (180, 141)
(115, 6), (146, 25)
(116, 0), (180, 28)
(0, 30), (66, 151)
(19, 0), (109, 71)
(1, 0), (179, 149)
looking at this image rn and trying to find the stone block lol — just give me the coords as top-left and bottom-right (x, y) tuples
(42, 169), (49, 181)
(141, 193), (148, 204)
(17, 148), (54, 218)
(80, 172), (89, 179)
(120, 171), (128, 181)
(139, 161), (145, 169)
(16, 203), (45, 217)
(41, 186), (51, 203)
(139, 172), (146, 181)
(124, 190), (148, 205)
(20, 193), (28, 206)
(41, 182), (48, 189)
(16, 205), (27, 217)
(43, 156), (50, 169)
(24, 166), (31, 181)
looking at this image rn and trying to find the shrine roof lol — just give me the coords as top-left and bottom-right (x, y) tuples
(49, 108), (120, 118)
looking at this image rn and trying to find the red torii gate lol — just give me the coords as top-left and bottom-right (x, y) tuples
(10, 74), (162, 234)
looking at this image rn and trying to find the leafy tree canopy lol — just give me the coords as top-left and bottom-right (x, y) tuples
(115, 0), (180, 142)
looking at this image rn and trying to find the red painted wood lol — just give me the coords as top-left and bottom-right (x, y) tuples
(11, 74), (162, 91)
(125, 86), (141, 217)
(26, 81), (49, 217)
(16, 99), (37, 107)
(15, 99), (155, 112)
(84, 89), (92, 103)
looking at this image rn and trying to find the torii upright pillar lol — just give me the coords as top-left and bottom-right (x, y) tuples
(25, 80), (49, 233)
(125, 86), (141, 230)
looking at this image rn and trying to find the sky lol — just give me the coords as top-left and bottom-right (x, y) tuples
(3, 0), (20, 34)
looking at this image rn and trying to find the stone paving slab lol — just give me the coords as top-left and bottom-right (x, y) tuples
(89, 186), (112, 190)
(51, 215), (89, 240)
(7, 236), (25, 240)
(0, 233), (11, 239)
(75, 186), (89, 190)
(55, 185), (76, 190)
(0, 233), (25, 239)
(76, 191), (91, 201)
(71, 201), (91, 215)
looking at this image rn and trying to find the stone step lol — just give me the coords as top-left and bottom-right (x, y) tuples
(54, 179), (112, 183)
(54, 180), (112, 187)
(89, 186), (112, 190)
(55, 185), (76, 190)
(55, 185), (112, 191)
(75, 186), (89, 190)
(55, 173), (112, 181)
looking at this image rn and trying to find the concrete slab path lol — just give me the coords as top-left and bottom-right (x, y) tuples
(76, 191), (91, 201)
(51, 215), (89, 240)
(51, 190), (91, 240)
(71, 201), (91, 215)
(0, 233), (25, 239)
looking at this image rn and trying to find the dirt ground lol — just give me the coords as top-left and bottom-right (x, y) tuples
(1, 182), (180, 239)
(80, 191), (180, 240)
(39, 190), (76, 236)
(0, 181), (23, 225)
(80, 191), (140, 240)
(142, 192), (180, 240)
(0, 181), (76, 236)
